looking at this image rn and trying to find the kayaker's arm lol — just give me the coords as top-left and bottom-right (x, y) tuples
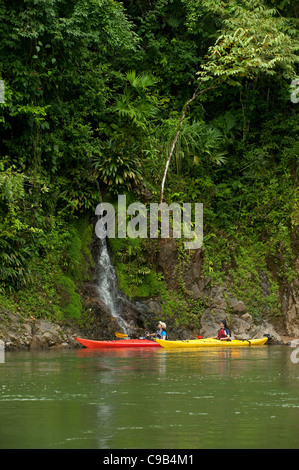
(220, 334), (231, 341)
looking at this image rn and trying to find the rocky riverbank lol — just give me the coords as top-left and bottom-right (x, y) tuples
(0, 301), (296, 352)
(0, 310), (81, 351)
(1, 237), (298, 351)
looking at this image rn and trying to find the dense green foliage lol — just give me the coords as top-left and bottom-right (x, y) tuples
(0, 0), (298, 326)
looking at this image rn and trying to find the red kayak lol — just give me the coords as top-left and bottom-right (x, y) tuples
(75, 337), (161, 349)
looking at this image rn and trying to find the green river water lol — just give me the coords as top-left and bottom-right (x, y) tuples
(0, 345), (298, 450)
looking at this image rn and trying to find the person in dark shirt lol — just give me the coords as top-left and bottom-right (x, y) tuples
(214, 320), (231, 341)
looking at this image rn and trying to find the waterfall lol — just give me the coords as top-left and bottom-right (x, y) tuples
(96, 238), (130, 335)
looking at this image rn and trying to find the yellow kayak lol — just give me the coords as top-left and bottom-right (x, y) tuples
(155, 337), (269, 349)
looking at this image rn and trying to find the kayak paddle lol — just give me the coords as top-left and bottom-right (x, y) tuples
(114, 332), (129, 338)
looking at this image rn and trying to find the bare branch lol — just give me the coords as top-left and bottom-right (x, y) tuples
(160, 84), (220, 204)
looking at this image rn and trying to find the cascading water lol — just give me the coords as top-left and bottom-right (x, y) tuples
(96, 238), (130, 335)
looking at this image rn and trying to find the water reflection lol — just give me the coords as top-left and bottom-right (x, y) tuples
(0, 346), (298, 449)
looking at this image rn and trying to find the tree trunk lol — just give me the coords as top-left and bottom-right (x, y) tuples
(159, 84), (219, 204)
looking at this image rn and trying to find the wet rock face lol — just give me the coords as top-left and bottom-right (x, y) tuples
(280, 272), (299, 338)
(1, 238), (297, 349)
(156, 238), (179, 290)
(78, 233), (296, 343)
(152, 239), (289, 343)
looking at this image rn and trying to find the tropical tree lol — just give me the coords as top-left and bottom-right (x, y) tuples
(115, 71), (159, 132)
(159, 0), (299, 204)
(0, 0), (138, 290)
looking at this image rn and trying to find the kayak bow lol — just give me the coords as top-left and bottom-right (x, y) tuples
(75, 337), (161, 349)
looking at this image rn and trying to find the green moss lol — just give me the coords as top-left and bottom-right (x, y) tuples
(53, 272), (82, 320)
(159, 289), (203, 329)
(115, 261), (165, 298)
(202, 233), (281, 319)
(66, 217), (94, 282)
(0, 216), (94, 323)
